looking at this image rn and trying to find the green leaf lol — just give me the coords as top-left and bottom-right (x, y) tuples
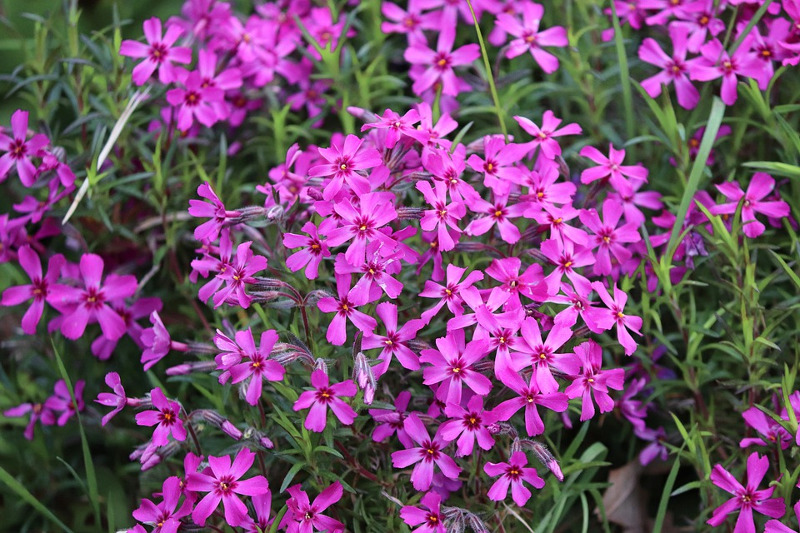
(0, 465), (74, 533)
(652, 448), (683, 533)
(742, 161), (800, 179)
(279, 462), (307, 493)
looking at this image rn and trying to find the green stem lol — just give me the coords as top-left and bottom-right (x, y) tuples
(465, 0), (508, 141)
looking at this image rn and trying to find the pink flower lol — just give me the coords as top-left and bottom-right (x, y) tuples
(187, 448), (270, 527)
(580, 144), (648, 196)
(49, 253), (137, 341)
(1, 245), (65, 334)
(369, 390), (414, 448)
(333, 242), (405, 305)
(419, 264), (484, 323)
(418, 179), (466, 251)
(188, 183), (241, 243)
(326, 192), (398, 266)
(309, 134), (383, 200)
(363, 302), (425, 376)
(317, 273), (377, 345)
(707, 452), (785, 532)
(638, 25), (700, 109)
(135, 388), (186, 446)
(227, 329), (285, 405)
(580, 198), (641, 276)
(95, 372), (134, 426)
(484, 451), (545, 506)
(689, 38), (766, 105)
(391, 413), (461, 491)
(211, 241), (268, 309)
(495, 2), (568, 73)
(513, 318), (579, 393)
(404, 12), (480, 96)
(564, 340), (624, 421)
(710, 173), (790, 238)
(400, 491), (447, 533)
(467, 136), (528, 195)
(440, 395), (497, 456)
(244, 490), (274, 533)
(362, 108), (429, 148)
(281, 482), (345, 533)
(492, 369), (568, 436)
(464, 193), (526, 244)
(540, 238), (594, 295)
(119, 17), (192, 85)
(4, 400), (54, 440)
(293, 369), (358, 432)
(283, 219), (336, 279)
(381, 1), (436, 45)
(44, 379), (85, 426)
(420, 331), (492, 405)
(132, 476), (192, 533)
(166, 70), (225, 131)
(0, 110), (50, 186)
(591, 282), (643, 356)
(485, 256), (548, 309)
(514, 111), (582, 159)
(739, 406), (792, 449)
(141, 311), (188, 371)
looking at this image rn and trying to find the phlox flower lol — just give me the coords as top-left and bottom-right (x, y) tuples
(530, 204), (588, 246)
(492, 368), (569, 436)
(446, 286), (515, 335)
(420, 332), (492, 406)
(739, 406), (792, 449)
(135, 388), (186, 446)
(440, 395), (497, 456)
(361, 108), (429, 149)
(3, 400), (55, 440)
(580, 144), (648, 196)
(292, 369), (357, 432)
(495, 1), (568, 73)
(521, 158), (576, 210)
(466, 136), (528, 195)
(514, 110), (582, 159)
(425, 145), (478, 203)
(309, 134), (382, 200)
(187, 448), (270, 527)
(638, 25), (700, 109)
(765, 498), (800, 533)
(514, 318), (579, 393)
(707, 452), (785, 532)
(317, 273), (377, 345)
(90, 296), (162, 361)
(334, 242), (405, 305)
(637, 426), (668, 466)
(403, 11), (480, 96)
(381, 0), (436, 45)
(417, 179), (465, 252)
(141, 310), (188, 371)
(419, 263), (484, 323)
(369, 390), (414, 448)
(132, 476), (192, 533)
(49, 253), (137, 341)
(606, 177), (663, 225)
(709, 173), (790, 238)
(243, 490), (274, 533)
(564, 340), (625, 421)
(391, 413), (461, 491)
(326, 192), (398, 266)
(484, 451), (545, 506)
(281, 482), (345, 533)
(580, 198), (642, 276)
(227, 329), (285, 406)
(400, 491), (446, 533)
(540, 238), (594, 295)
(1, 245), (65, 334)
(0, 109), (50, 186)
(689, 38), (767, 105)
(211, 241), (268, 309)
(671, 0), (725, 52)
(464, 192), (526, 244)
(166, 70), (225, 131)
(591, 282), (643, 356)
(119, 17), (191, 85)
(95, 371), (136, 426)
(363, 302), (425, 376)
(188, 183), (242, 243)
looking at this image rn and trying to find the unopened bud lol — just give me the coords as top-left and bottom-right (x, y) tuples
(396, 207), (424, 220)
(467, 514), (490, 533)
(166, 360), (217, 376)
(314, 358), (328, 374)
(353, 352), (377, 405)
(527, 440), (564, 482)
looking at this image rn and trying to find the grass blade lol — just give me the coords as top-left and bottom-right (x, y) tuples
(609, 0), (635, 139)
(0, 465), (75, 533)
(652, 449), (683, 533)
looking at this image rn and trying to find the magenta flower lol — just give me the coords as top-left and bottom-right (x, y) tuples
(420, 332), (492, 406)
(309, 134), (383, 200)
(486, 256), (549, 309)
(707, 452), (785, 532)
(591, 282), (643, 356)
(44, 379), (84, 426)
(689, 38), (766, 105)
(564, 341), (624, 421)
(0, 110), (50, 186)
(522, 157), (576, 210)
(369, 390), (414, 448)
(710, 173), (790, 238)
(540, 238), (594, 295)
(514, 318), (579, 393)
(484, 451), (545, 506)
(243, 490), (274, 533)
(363, 302), (425, 376)
(464, 192), (526, 244)
(132, 476), (192, 533)
(212, 241), (268, 309)
(1, 245), (65, 334)
(326, 192), (398, 266)
(531, 204), (588, 246)
(362, 108), (429, 148)
(391, 413), (461, 491)
(293, 370), (358, 432)
(281, 482), (345, 533)
(496, 2), (568, 73)
(417, 179), (465, 251)
(317, 273), (377, 345)
(381, 1), (436, 45)
(492, 369), (568, 436)
(404, 12), (479, 96)
(333, 242), (404, 305)
(283, 219), (336, 279)
(606, 177), (663, 226)
(400, 491), (446, 533)
(166, 70), (225, 131)
(580, 144), (648, 196)
(514, 111), (582, 159)
(95, 371), (134, 426)
(135, 388), (186, 446)
(638, 25), (700, 109)
(467, 136), (528, 195)
(49, 253), (137, 341)
(228, 329), (285, 406)
(188, 183), (241, 243)
(4, 400), (54, 440)
(119, 17), (191, 85)
(580, 198), (641, 276)
(141, 311), (188, 371)
(187, 448), (270, 527)
(740, 406), (792, 449)
(440, 395), (497, 456)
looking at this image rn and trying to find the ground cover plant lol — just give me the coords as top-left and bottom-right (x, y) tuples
(1, 0), (800, 531)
